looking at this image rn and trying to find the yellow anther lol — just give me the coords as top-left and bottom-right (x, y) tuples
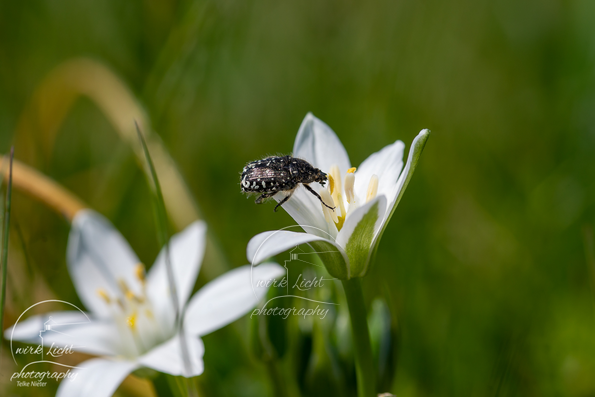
(347, 167), (357, 174)
(125, 290), (135, 301)
(366, 174), (379, 203)
(329, 165), (342, 194)
(328, 165), (345, 219)
(135, 264), (146, 283)
(97, 289), (111, 304)
(126, 313), (137, 330)
(328, 174), (335, 195)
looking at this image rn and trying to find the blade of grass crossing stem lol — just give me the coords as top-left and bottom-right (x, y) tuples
(135, 123), (196, 397)
(0, 147), (14, 363)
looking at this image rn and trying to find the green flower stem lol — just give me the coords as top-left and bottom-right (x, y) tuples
(342, 278), (376, 397)
(264, 358), (287, 397)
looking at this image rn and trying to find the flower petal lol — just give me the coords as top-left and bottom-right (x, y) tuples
(67, 210), (141, 318)
(337, 195), (387, 278)
(353, 139), (405, 216)
(6, 311), (118, 357)
(56, 358), (138, 397)
(6, 311), (88, 341)
(373, 129), (430, 244)
(145, 221), (207, 329)
(138, 333), (204, 377)
(293, 113), (351, 174)
(184, 263), (285, 336)
(274, 185), (338, 239)
(247, 230), (350, 279)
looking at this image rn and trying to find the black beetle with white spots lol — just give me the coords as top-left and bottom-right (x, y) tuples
(241, 155), (336, 212)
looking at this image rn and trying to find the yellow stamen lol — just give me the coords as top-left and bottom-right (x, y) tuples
(328, 165), (345, 219)
(126, 290), (135, 301)
(320, 189), (338, 224)
(97, 289), (111, 304)
(366, 174), (379, 203)
(135, 263), (146, 283)
(329, 165), (342, 193)
(126, 313), (137, 330)
(328, 174), (335, 195)
(347, 167), (357, 173)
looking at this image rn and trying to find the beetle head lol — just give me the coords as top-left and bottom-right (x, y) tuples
(314, 169), (328, 186)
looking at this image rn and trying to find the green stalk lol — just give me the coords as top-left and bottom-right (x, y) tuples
(341, 278), (376, 397)
(136, 124), (196, 397)
(0, 147), (13, 361)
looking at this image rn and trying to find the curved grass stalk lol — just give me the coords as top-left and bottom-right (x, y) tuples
(0, 155), (86, 221)
(14, 57), (199, 230)
(12, 58), (230, 279)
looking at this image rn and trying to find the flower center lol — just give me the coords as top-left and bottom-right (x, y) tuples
(320, 165), (379, 231)
(95, 263), (165, 358)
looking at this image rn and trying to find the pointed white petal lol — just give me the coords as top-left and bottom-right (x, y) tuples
(145, 221), (207, 328)
(273, 185), (338, 238)
(353, 139), (404, 215)
(374, 129), (430, 241)
(6, 311), (118, 357)
(184, 263), (284, 337)
(138, 334), (204, 377)
(293, 113), (351, 174)
(6, 311), (88, 340)
(337, 196), (387, 277)
(248, 230), (338, 265)
(56, 358), (138, 397)
(67, 210), (141, 318)
(247, 230), (350, 279)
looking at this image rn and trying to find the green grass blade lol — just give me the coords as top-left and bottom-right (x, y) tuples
(0, 147), (14, 363)
(135, 123), (196, 397)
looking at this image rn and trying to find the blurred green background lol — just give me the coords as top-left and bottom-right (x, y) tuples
(1, 0), (594, 396)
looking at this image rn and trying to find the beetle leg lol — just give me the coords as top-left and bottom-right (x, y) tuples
(304, 184), (335, 211)
(274, 191), (294, 212)
(255, 192), (274, 204)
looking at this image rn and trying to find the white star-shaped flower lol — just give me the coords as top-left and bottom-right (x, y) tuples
(248, 113), (429, 279)
(6, 210), (283, 397)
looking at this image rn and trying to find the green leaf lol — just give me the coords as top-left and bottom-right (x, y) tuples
(345, 201), (379, 278)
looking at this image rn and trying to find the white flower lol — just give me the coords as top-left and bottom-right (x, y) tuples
(6, 210), (283, 397)
(247, 113), (429, 279)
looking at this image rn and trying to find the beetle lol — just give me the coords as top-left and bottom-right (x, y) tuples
(241, 155), (335, 212)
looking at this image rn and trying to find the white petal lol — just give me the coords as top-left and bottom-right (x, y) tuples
(67, 210), (141, 318)
(374, 129), (430, 241)
(337, 195), (387, 277)
(138, 333), (204, 377)
(6, 311), (88, 341)
(293, 113), (351, 174)
(184, 264), (284, 336)
(6, 311), (118, 357)
(145, 221), (207, 329)
(273, 185), (338, 238)
(56, 358), (138, 397)
(247, 230), (343, 265)
(353, 139), (404, 217)
(247, 230), (350, 279)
